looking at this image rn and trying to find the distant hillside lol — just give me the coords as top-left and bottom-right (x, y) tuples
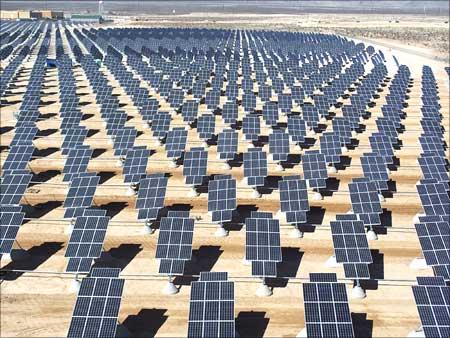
(2, 0), (449, 16)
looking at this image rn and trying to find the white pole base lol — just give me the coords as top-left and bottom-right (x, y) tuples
(327, 166), (337, 174)
(223, 162), (231, 170)
(107, 139), (114, 146)
(312, 192), (323, 201)
(290, 228), (304, 238)
(256, 283), (273, 297)
(308, 129), (316, 136)
(275, 163), (285, 172)
(115, 160), (123, 167)
(126, 186), (136, 196)
(252, 189), (261, 199)
(378, 194), (385, 202)
(325, 255), (341, 268)
(188, 187), (199, 197)
(341, 146), (348, 153)
(409, 257), (428, 270)
(407, 328), (425, 338)
(413, 213), (424, 224)
(142, 123), (149, 129)
(163, 281), (179, 295)
(65, 224), (75, 235)
(168, 160), (178, 168)
(366, 229), (378, 241)
(215, 226), (229, 237)
(296, 328), (308, 338)
(242, 258), (251, 266)
(352, 285), (367, 299)
(351, 130), (357, 137)
(202, 142), (209, 148)
(275, 210), (284, 220)
(142, 225), (155, 235)
(70, 279), (81, 293)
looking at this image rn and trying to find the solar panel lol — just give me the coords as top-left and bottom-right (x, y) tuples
(302, 150), (328, 190)
(181, 100), (199, 124)
(2, 144), (34, 173)
(415, 220), (450, 267)
(187, 274), (235, 338)
(287, 116), (307, 144)
(10, 122), (38, 146)
(199, 271), (228, 281)
(303, 273), (355, 338)
(242, 115), (260, 142)
(63, 146), (93, 183)
(217, 129), (238, 161)
(369, 133), (394, 164)
(151, 112), (171, 138)
(65, 214), (110, 272)
(243, 148), (267, 187)
(262, 101), (279, 126)
(61, 126), (88, 155)
(416, 276), (446, 286)
(343, 263), (371, 280)
(332, 117), (352, 146)
(156, 216), (194, 275)
(123, 146), (150, 184)
(208, 177), (236, 223)
(348, 179), (382, 226)
(165, 127), (188, 159)
(360, 153), (389, 192)
(320, 132), (342, 165)
(63, 174), (100, 219)
(416, 179), (450, 217)
(245, 217), (282, 278)
(412, 281), (449, 338)
(269, 131), (289, 162)
(419, 135), (445, 157)
(136, 174), (168, 221)
(418, 155), (449, 186)
(67, 269), (125, 338)
(197, 114), (215, 140)
(278, 177), (309, 224)
(0, 206), (25, 254)
(0, 172), (32, 206)
(222, 101), (238, 125)
(112, 127), (137, 156)
(183, 147), (208, 186)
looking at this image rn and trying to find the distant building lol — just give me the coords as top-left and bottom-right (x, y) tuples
(18, 11), (31, 19)
(70, 14), (103, 23)
(30, 11), (43, 19)
(1, 10), (19, 19)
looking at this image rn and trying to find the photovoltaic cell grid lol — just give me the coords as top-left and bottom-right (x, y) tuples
(156, 216), (194, 275)
(415, 220), (450, 267)
(269, 131), (289, 162)
(67, 268), (125, 338)
(243, 149), (267, 187)
(63, 174), (100, 219)
(303, 273), (355, 338)
(348, 179), (382, 226)
(302, 151), (328, 190)
(217, 130), (238, 160)
(2, 144), (34, 173)
(416, 180), (450, 217)
(319, 132), (342, 165)
(187, 274), (235, 338)
(412, 280), (450, 338)
(165, 128), (188, 159)
(245, 217), (282, 278)
(123, 146), (150, 184)
(0, 172), (32, 206)
(418, 155), (449, 187)
(208, 177), (237, 219)
(242, 115), (260, 141)
(63, 146), (93, 182)
(65, 215), (110, 272)
(360, 153), (389, 192)
(136, 174), (168, 220)
(278, 178), (309, 224)
(0, 206), (25, 254)
(183, 147), (208, 186)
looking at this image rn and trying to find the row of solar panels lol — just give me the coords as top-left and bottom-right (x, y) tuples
(66, 266), (449, 338)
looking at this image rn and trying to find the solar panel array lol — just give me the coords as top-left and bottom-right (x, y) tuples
(1, 21), (448, 338)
